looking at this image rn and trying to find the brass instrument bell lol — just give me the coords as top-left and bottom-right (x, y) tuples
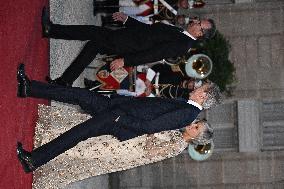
(164, 54), (213, 79)
(184, 54), (213, 79)
(188, 141), (214, 161)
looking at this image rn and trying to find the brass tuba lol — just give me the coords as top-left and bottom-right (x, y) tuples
(164, 54), (213, 79)
(187, 141), (214, 161)
(184, 54), (213, 79)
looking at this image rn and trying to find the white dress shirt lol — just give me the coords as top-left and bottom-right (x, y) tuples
(187, 100), (203, 110)
(182, 31), (196, 40)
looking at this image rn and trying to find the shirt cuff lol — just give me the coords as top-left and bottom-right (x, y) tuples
(187, 100), (203, 110)
(123, 16), (129, 25)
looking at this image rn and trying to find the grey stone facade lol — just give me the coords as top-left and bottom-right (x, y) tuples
(108, 151), (284, 189)
(185, 0), (284, 100)
(48, 0), (284, 188)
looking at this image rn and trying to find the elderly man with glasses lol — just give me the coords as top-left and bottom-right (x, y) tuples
(41, 8), (216, 87)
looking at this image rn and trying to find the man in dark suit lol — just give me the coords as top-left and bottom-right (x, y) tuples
(16, 64), (221, 173)
(42, 8), (216, 86)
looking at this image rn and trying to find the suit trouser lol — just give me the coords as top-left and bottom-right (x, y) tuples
(94, 0), (119, 14)
(30, 81), (118, 168)
(48, 24), (114, 84)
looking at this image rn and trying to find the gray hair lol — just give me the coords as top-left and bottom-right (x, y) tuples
(203, 18), (216, 40)
(191, 120), (213, 145)
(202, 82), (222, 109)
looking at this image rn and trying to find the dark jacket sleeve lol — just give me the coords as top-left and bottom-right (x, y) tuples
(161, 86), (191, 99)
(124, 16), (150, 28)
(123, 40), (191, 66)
(119, 106), (200, 135)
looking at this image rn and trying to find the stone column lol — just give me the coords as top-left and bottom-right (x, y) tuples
(237, 100), (261, 152)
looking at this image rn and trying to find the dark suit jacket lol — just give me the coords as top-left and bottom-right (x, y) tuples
(31, 80), (201, 167)
(31, 81), (200, 142)
(109, 95), (201, 141)
(151, 64), (186, 85)
(109, 17), (196, 67)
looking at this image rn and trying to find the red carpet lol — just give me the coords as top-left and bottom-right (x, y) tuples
(0, 1), (49, 188)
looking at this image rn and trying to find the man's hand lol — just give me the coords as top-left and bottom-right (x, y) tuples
(144, 86), (152, 96)
(110, 58), (125, 71)
(112, 12), (128, 23)
(144, 79), (151, 88)
(144, 79), (152, 96)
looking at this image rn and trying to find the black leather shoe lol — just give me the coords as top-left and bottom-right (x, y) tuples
(46, 76), (71, 87)
(41, 7), (52, 37)
(17, 63), (31, 98)
(16, 142), (35, 173)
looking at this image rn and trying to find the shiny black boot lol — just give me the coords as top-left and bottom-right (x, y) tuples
(41, 7), (52, 37)
(17, 63), (31, 98)
(16, 142), (35, 173)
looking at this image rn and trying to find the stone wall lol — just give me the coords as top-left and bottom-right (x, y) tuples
(185, 1), (284, 99)
(109, 151), (284, 189)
